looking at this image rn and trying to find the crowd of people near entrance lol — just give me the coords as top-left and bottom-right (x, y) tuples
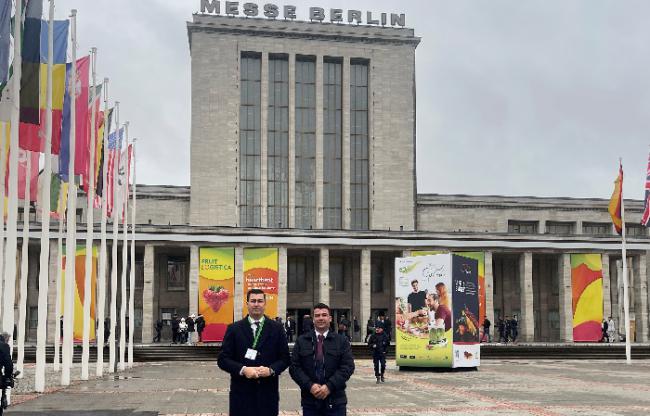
(152, 313), (207, 345)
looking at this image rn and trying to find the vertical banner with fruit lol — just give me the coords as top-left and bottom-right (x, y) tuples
(199, 247), (235, 342)
(242, 248), (279, 318)
(451, 254), (480, 367)
(395, 254), (453, 368)
(61, 246), (97, 342)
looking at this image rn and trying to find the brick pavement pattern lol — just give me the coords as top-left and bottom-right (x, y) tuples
(8, 359), (650, 415)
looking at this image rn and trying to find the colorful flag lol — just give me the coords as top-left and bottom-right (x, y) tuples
(59, 55), (90, 180)
(82, 84), (102, 192)
(19, 0), (43, 124)
(49, 172), (68, 219)
(608, 163), (623, 235)
(115, 144), (132, 222)
(94, 107), (113, 206)
(0, 0), (11, 84)
(19, 19), (69, 154)
(106, 126), (123, 218)
(642, 153), (650, 227)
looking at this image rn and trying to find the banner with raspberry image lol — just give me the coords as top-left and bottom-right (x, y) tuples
(199, 247), (235, 342)
(242, 248), (279, 318)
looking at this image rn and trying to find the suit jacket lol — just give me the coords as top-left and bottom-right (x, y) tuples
(217, 315), (290, 416)
(0, 342), (13, 381)
(289, 331), (355, 407)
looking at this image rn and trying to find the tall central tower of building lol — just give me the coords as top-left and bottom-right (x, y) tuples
(187, 14), (420, 230)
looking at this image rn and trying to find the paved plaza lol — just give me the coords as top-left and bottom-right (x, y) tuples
(5, 358), (650, 415)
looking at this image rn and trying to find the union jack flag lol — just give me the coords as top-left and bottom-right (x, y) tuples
(642, 152), (650, 227)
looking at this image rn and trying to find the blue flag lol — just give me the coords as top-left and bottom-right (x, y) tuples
(0, 0), (10, 84)
(40, 19), (69, 64)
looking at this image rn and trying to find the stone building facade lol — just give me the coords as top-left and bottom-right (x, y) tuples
(11, 13), (650, 345)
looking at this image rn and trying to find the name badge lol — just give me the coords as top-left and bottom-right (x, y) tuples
(245, 348), (258, 360)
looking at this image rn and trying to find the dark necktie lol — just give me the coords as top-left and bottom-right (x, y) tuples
(253, 321), (261, 337)
(316, 334), (324, 362)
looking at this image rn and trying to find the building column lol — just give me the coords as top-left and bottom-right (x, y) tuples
(189, 245), (199, 315)
(359, 249), (371, 342)
(288, 54), (296, 228)
(342, 58), (351, 230)
(46, 240), (58, 344)
(558, 253), (573, 342)
(633, 255), (648, 342)
(141, 244), (155, 344)
(518, 252), (534, 342)
(277, 247), (288, 319)
(319, 248), (329, 305)
(484, 251), (495, 332)
(234, 247), (245, 321)
(602, 254), (612, 320)
(315, 56), (324, 229)
(261, 52), (269, 228)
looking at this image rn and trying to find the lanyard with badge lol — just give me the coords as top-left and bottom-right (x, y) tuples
(245, 319), (265, 361)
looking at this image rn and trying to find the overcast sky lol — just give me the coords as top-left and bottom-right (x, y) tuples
(52, 0), (650, 200)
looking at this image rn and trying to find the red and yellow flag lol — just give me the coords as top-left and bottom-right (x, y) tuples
(608, 163), (623, 235)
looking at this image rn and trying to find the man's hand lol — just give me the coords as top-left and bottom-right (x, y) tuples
(314, 384), (330, 400)
(310, 383), (322, 397)
(242, 366), (259, 379)
(256, 367), (272, 377)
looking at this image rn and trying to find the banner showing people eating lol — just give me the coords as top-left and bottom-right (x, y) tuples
(395, 253), (480, 368)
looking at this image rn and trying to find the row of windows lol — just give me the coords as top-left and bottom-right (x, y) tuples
(508, 220), (647, 237)
(238, 53), (369, 230)
(287, 256), (387, 294)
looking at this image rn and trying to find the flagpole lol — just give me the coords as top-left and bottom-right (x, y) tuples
(62, 8), (78, 386)
(81, 47), (97, 381)
(0, 122), (6, 324)
(119, 122), (129, 371)
(54, 206), (64, 372)
(620, 159), (631, 364)
(128, 139), (136, 368)
(35, 0), (55, 392)
(17, 151), (32, 379)
(108, 104), (120, 374)
(96, 77), (109, 377)
(2, 0), (22, 357)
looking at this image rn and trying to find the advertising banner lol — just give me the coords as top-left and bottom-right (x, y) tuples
(395, 254), (453, 367)
(570, 254), (603, 342)
(413, 251), (486, 333)
(451, 254), (480, 367)
(199, 247), (235, 342)
(61, 246), (97, 342)
(242, 248), (279, 318)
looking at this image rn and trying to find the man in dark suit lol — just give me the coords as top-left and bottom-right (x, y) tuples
(290, 303), (355, 416)
(217, 289), (290, 416)
(1, 331), (14, 408)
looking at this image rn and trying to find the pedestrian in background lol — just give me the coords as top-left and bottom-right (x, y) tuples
(179, 318), (188, 344)
(482, 318), (491, 343)
(196, 313), (206, 342)
(607, 317), (617, 342)
(154, 319), (163, 343)
(338, 315), (351, 341)
(368, 326), (389, 383)
(365, 317), (375, 343)
(187, 314), (196, 345)
(497, 317), (506, 343)
(302, 314), (313, 335)
(171, 314), (180, 344)
(509, 315), (518, 343)
(285, 316), (295, 343)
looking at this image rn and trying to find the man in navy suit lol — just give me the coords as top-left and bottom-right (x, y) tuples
(217, 289), (290, 416)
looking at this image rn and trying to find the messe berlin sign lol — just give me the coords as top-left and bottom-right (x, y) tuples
(199, 0), (406, 27)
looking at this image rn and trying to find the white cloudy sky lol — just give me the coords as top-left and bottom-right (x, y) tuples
(51, 0), (650, 200)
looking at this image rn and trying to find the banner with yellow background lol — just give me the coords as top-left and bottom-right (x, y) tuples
(61, 246), (97, 342)
(199, 247), (235, 342)
(242, 248), (279, 318)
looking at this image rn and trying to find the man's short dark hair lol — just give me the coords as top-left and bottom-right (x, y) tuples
(411, 279), (418, 285)
(246, 288), (266, 301)
(313, 303), (331, 313)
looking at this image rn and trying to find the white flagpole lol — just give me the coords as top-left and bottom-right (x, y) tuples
(17, 151), (31, 378)
(128, 139), (136, 368)
(108, 104), (120, 373)
(81, 47), (97, 380)
(53, 214), (64, 372)
(0, 122), (6, 325)
(2, 0), (22, 356)
(17, 162), (31, 376)
(620, 160), (631, 364)
(35, 0), (55, 392)
(62, 8), (78, 387)
(119, 122), (129, 371)
(96, 77), (109, 377)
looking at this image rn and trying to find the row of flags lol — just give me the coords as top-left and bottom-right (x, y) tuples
(1, 0), (138, 392)
(608, 155), (650, 234)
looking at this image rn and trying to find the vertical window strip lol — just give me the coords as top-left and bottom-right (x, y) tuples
(323, 59), (342, 229)
(350, 61), (369, 230)
(295, 58), (317, 229)
(268, 56), (289, 228)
